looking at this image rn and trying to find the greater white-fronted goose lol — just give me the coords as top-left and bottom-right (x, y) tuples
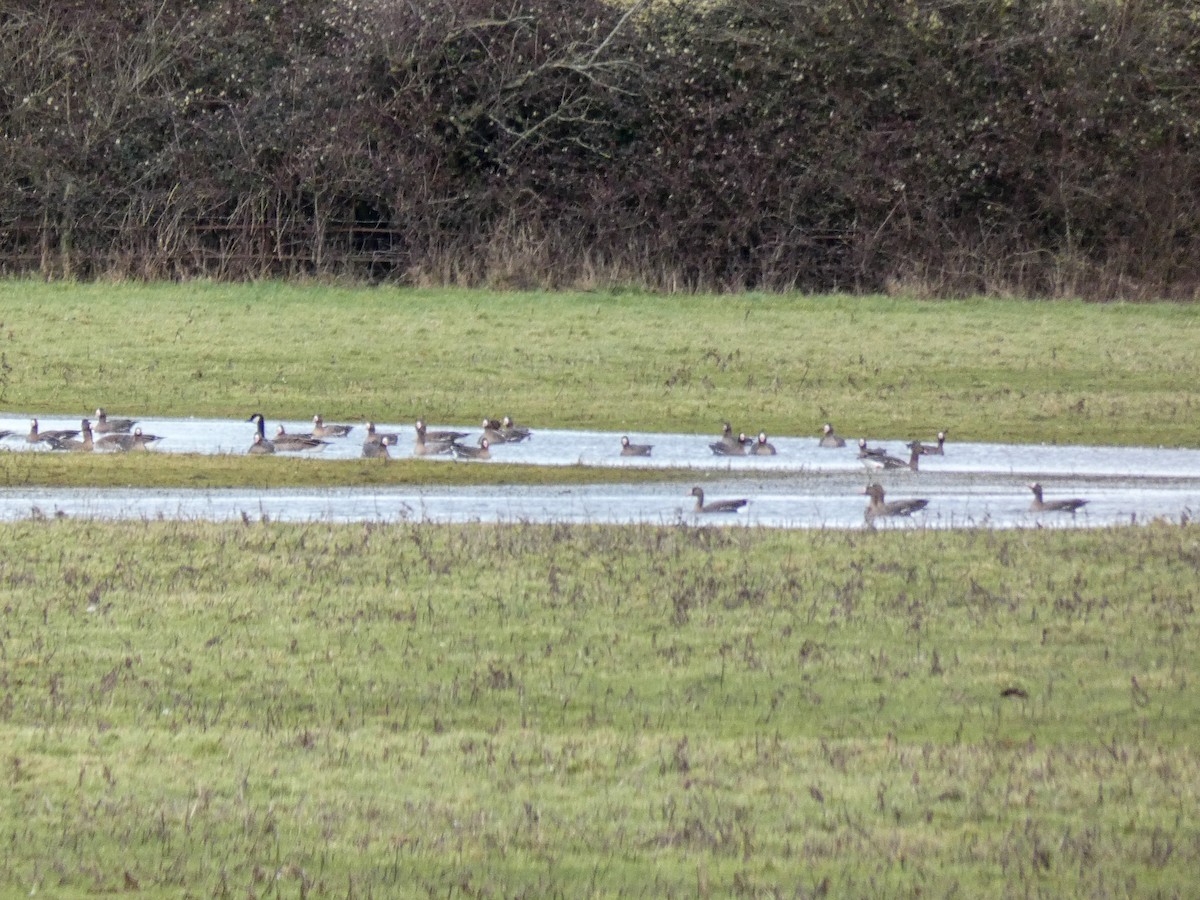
(98, 427), (162, 451)
(418, 419), (469, 443)
(414, 421), (456, 456)
(364, 422), (401, 445)
(819, 423), (846, 448)
(274, 424), (328, 452)
(710, 435), (747, 456)
(620, 435), (653, 456)
(500, 415), (532, 442)
(311, 415), (354, 438)
(27, 418), (79, 444)
(857, 437), (889, 460)
(93, 408), (137, 433)
(864, 445), (923, 472)
(362, 434), (395, 459)
(863, 483), (929, 520)
(690, 486), (748, 513)
(908, 431), (947, 456)
(52, 419), (95, 452)
(248, 433), (275, 454)
(452, 437), (491, 460)
(751, 432), (777, 455)
(1029, 483), (1088, 514)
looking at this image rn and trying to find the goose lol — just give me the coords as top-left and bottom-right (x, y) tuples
(98, 427), (162, 451)
(273, 424), (328, 451)
(414, 421), (456, 456)
(362, 434), (395, 459)
(908, 431), (947, 456)
(248, 433), (275, 455)
(27, 418), (79, 444)
(1029, 483), (1087, 514)
(311, 415), (354, 438)
(690, 486), (748, 514)
(864, 445), (923, 472)
(363, 422), (401, 445)
(499, 415), (532, 442)
(93, 408), (137, 433)
(451, 437), (491, 460)
(52, 419), (94, 452)
(857, 437), (890, 460)
(717, 422), (752, 448)
(863, 483), (929, 520)
(750, 431), (777, 456)
(819, 423), (846, 448)
(418, 419), (469, 443)
(620, 435), (653, 457)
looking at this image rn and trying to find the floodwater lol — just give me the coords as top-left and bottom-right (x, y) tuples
(2, 414), (1199, 529)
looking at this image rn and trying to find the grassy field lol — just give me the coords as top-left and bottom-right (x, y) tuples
(1, 517), (1197, 897)
(2, 279), (1198, 451)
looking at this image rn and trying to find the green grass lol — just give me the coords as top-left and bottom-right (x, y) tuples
(2, 279), (1198, 448)
(1, 519), (1196, 896)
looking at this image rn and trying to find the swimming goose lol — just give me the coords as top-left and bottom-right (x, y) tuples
(362, 434), (395, 459)
(819, 423), (846, 448)
(690, 486), (748, 514)
(248, 433), (275, 454)
(863, 483), (929, 520)
(864, 445), (923, 472)
(750, 431), (777, 456)
(93, 408), (137, 433)
(418, 419), (469, 443)
(311, 415), (354, 438)
(620, 435), (653, 457)
(414, 422), (456, 456)
(482, 417), (530, 444)
(857, 438), (890, 461)
(274, 424), (328, 451)
(1028, 483), (1088, 514)
(52, 419), (95, 452)
(710, 427), (749, 455)
(364, 422), (401, 445)
(98, 427), (163, 451)
(451, 437), (491, 460)
(908, 431), (947, 456)
(27, 418), (79, 444)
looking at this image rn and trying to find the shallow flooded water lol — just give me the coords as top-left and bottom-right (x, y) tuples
(3, 414), (1199, 529)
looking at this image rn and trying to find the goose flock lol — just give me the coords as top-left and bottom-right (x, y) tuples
(2, 410), (1097, 523)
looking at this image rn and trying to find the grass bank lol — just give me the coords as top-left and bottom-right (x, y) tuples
(1, 518), (1196, 895)
(2, 280), (1197, 448)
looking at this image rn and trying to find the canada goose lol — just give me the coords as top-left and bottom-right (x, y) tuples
(248, 433), (275, 454)
(690, 486), (748, 514)
(908, 431), (947, 456)
(864, 445), (923, 472)
(97, 427), (162, 451)
(418, 419), (469, 443)
(414, 421), (456, 456)
(857, 438), (890, 460)
(51, 419), (94, 452)
(362, 434), (395, 459)
(274, 424), (328, 451)
(93, 408), (137, 433)
(750, 431), (777, 456)
(452, 437), (491, 460)
(364, 422), (401, 445)
(1029, 482), (1088, 514)
(311, 415), (354, 438)
(819, 423), (846, 448)
(27, 418), (79, 444)
(620, 435), (653, 457)
(863, 483), (929, 520)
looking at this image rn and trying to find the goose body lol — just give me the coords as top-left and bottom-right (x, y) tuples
(362, 435), (395, 459)
(857, 438), (890, 460)
(418, 419), (469, 443)
(819, 423), (846, 448)
(248, 433), (275, 454)
(28, 418), (79, 444)
(750, 432), (777, 456)
(98, 427), (162, 451)
(93, 408), (137, 433)
(364, 422), (401, 445)
(1029, 483), (1087, 514)
(312, 415), (354, 438)
(414, 422), (456, 456)
(908, 431), (947, 456)
(274, 425), (328, 451)
(620, 435), (653, 457)
(690, 486), (748, 514)
(863, 483), (929, 520)
(452, 438), (491, 460)
(52, 419), (95, 452)
(865, 445), (923, 472)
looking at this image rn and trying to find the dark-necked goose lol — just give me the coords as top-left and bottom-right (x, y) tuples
(620, 436), (653, 457)
(819, 423), (846, 448)
(27, 418), (79, 444)
(52, 419), (94, 452)
(750, 431), (777, 456)
(93, 408), (137, 433)
(312, 415), (354, 438)
(690, 486), (748, 514)
(1029, 483), (1087, 514)
(908, 431), (947, 456)
(863, 483), (929, 521)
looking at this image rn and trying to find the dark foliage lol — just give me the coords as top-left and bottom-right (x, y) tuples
(1, 0), (1197, 298)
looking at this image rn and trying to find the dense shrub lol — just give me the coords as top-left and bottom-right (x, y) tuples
(1, 0), (1197, 298)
